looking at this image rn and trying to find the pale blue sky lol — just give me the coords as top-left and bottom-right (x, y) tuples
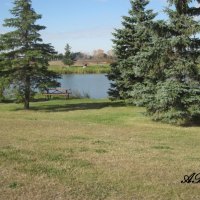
(0, 0), (168, 53)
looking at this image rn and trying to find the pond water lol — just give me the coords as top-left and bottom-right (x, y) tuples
(59, 74), (111, 99)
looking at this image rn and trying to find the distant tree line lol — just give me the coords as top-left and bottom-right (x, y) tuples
(51, 46), (116, 65)
(108, 0), (200, 125)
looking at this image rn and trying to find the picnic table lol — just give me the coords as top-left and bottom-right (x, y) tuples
(42, 88), (72, 100)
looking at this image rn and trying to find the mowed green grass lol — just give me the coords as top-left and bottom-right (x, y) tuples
(0, 99), (200, 200)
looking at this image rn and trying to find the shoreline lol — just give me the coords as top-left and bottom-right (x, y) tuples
(49, 65), (111, 74)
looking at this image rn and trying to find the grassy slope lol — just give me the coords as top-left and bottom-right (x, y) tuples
(0, 99), (200, 200)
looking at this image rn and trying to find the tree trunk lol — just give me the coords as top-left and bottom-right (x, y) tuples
(24, 76), (30, 110)
(24, 95), (29, 109)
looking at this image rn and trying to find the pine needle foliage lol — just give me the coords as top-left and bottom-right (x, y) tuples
(146, 0), (200, 125)
(108, 0), (157, 101)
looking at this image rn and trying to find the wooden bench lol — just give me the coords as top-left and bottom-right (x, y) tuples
(42, 88), (72, 100)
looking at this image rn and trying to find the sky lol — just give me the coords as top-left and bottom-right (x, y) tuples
(0, 0), (168, 54)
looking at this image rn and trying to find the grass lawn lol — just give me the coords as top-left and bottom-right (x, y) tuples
(0, 98), (200, 200)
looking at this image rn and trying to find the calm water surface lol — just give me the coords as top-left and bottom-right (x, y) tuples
(59, 74), (111, 99)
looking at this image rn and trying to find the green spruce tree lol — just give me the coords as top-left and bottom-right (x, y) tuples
(0, 0), (60, 109)
(128, 18), (169, 106)
(108, 0), (157, 101)
(145, 0), (200, 125)
(62, 44), (74, 66)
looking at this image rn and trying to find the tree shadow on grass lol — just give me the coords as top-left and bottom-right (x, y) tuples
(185, 117), (200, 127)
(15, 100), (126, 112)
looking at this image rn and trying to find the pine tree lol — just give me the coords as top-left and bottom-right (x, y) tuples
(62, 44), (74, 66)
(108, 0), (157, 101)
(145, 0), (200, 125)
(0, 0), (60, 109)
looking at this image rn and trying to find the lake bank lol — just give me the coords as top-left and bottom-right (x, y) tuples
(49, 65), (111, 74)
(1, 74), (111, 101)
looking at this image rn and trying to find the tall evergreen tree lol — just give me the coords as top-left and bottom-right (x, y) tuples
(0, 0), (60, 109)
(108, 0), (157, 100)
(145, 0), (200, 125)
